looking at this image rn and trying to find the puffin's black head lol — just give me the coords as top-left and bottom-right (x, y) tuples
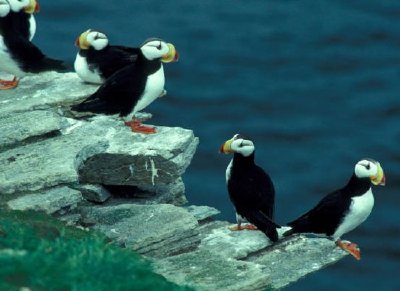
(354, 158), (385, 186)
(75, 29), (109, 50)
(219, 134), (255, 157)
(0, 0), (10, 17)
(8, 0), (39, 14)
(140, 38), (179, 62)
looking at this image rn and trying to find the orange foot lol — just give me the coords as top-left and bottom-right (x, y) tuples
(0, 77), (18, 90)
(124, 120), (156, 134)
(229, 224), (258, 231)
(336, 240), (361, 260)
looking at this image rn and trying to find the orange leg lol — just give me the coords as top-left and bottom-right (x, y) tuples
(124, 119), (156, 134)
(0, 76), (18, 90)
(336, 240), (361, 260)
(229, 224), (258, 231)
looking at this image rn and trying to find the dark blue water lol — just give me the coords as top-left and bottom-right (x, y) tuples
(35, 1), (400, 289)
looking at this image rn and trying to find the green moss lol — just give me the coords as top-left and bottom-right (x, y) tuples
(0, 210), (190, 291)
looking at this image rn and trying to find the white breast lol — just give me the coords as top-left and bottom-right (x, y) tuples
(132, 65), (165, 114)
(74, 53), (102, 84)
(0, 37), (24, 77)
(333, 188), (374, 240)
(225, 159), (233, 183)
(29, 15), (36, 40)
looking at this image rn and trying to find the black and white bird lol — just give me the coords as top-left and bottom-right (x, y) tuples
(220, 134), (280, 242)
(283, 158), (385, 260)
(71, 38), (179, 134)
(0, 0), (65, 90)
(74, 29), (139, 84)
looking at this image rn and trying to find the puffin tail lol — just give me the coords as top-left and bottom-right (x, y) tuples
(71, 99), (108, 114)
(42, 57), (69, 72)
(282, 227), (295, 237)
(245, 210), (281, 242)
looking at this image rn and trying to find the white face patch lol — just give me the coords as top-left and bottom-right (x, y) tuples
(230, 138), (255, 157)
(354, 159), (379, 178)
(0, 0), (10, 17)
(86, 31), (108, 50)
(140, 40), (169, 60)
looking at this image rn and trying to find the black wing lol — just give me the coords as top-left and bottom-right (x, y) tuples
(71, 63), (145, 116)
(228, 165), (280, 242)
(88, 46), (139, 79)
(6, 34), (66, 73)
(286, 189), (351, 236)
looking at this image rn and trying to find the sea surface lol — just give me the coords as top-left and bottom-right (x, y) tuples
(32, 0), (400, 290)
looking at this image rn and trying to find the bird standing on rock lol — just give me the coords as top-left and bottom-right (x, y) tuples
(220, 134), (280, 242)
(74, 29), (139, 84)
(0, 0), (65, 90)
(71, 38), (179, 134)
(283, 158), (385, 260)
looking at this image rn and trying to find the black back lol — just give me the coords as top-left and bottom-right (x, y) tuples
(80, 45), (138, 80)
(71, 51), (161, 117)
(228, 152), (280, 242)
(287, 174), (371, 236)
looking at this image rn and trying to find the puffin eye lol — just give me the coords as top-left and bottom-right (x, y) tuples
(365, 163), (370, 170)
(157, 42), (162, 50)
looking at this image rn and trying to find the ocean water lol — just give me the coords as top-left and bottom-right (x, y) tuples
(31, 0), (400, 290)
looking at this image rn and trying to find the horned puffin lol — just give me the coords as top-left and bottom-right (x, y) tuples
(220, 134), (280, 242)
(283, 158), (385, 260)
(71, 38), (179, 134)
(0, 0), (64, 90)
(74, 29), (139, 84)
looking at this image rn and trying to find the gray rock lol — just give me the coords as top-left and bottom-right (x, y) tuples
(75, 118), (199, 189)
(185, 205), (221, 222)
(139, 178), (187, 205)
(0, 136), (81, 194)
(0, 110), (62, 150)
(199, 225), (271, 260)
(72, 184), (111, 203)
(0, 116), (198, 201)
(0, 72), (97, 115)
(248, 234), (348, 289)
(153, 249), (272, 291)
(6, 186), (82, 214)
(80, 203), (199, 257)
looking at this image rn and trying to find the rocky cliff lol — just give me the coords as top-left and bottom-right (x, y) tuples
(0, 72), (347, 290)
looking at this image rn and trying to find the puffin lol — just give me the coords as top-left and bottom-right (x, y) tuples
(220, 134), (280, 242)
(283, 158), (385, 260)
(71, 38), (179, 134)
(0, 0), (65, 90)
(74, 29), (139, 84)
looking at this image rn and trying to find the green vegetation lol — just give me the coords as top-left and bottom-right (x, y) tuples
(0, 210), (190, 291)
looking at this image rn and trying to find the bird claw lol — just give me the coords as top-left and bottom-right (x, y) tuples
(124, 120), (156, 134)
(0, 77), (18, 90)
(336, 240), (361, 260)
(229, 224), (258, 231)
